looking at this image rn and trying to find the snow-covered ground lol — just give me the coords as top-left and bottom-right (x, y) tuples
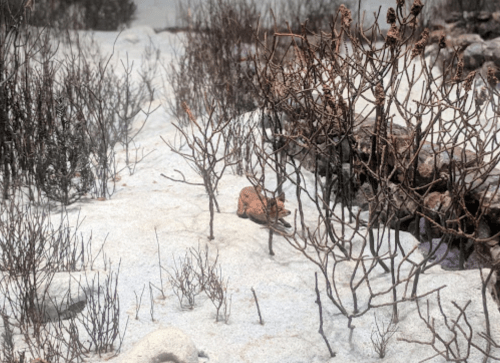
(58, 26), (500, 363)
(3, 2), (500, 363)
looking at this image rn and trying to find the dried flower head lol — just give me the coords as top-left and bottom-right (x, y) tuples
(410, 16), (419, 29)
(487, 66), (499, 88)
(386, 23), (400, 47)
(375, 83), (386, 107)
(397, 0), (405, 7)
(181, 102), (197, 123)
(454, 57), (464, 82)
(338, 95), (348, 116)
(339, 4), (352, 28)
(411, 28), (429, 59)
(438, 34), (446, 49)
(387, 7), (396, 24)
(463, 71), (476, 92)
(410, 0), (424, 17)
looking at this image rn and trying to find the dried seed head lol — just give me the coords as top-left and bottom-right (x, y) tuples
(487, 66), (499, 88)
(386, 23), (400, 47)
(410, 16), (419, 28)
(181, 102), (196, 123)
(338, 95), (348, 116)
(410, 0), (424, 17)
(339, 4), (352, 28)
(438, 34), (446, 49)
(397, 0), (405, 7)
(411, 28), (429, 59)
(463, 71), (476, 92)
(387, 7), (396, 24)
(375, 83), (386, 107)
(454, 57), (464, 82)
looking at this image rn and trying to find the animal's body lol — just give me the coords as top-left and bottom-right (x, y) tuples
(237, 186), (291, 228)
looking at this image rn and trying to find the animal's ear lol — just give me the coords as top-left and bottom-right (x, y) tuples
(277, 192), (285, 202)
(268, 198), (277, 207)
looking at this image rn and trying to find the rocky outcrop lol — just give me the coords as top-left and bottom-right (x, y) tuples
(441, 11), (500, 40)
(426, 11), (500, 86)
(120, 327), (199, 363)
(1, 270), (106, 322)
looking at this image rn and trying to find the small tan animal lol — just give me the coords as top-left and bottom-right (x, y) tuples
(237, 186), (291, 228)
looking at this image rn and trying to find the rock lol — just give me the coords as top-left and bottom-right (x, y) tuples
(478, 18), (500, 40)
(449, 33), (484, 49)
(352, 182), (373, 211)
(477, 11), (492, 22)
(120, 327), (199, 363)
(352, 115), (412, 167)
(469, 168), (500, 221)
(444, 12), (463, 24)
(416, 145), (479, 187)
(42, 271), (107, 322)
(479, 61), (500, 84)
(494, 12), (500, 23)
(423, 191), (452, 219)
(484, 38), (500, 67)
(385, 181), (419, 218)
(463, 42), (486, 69)
(1, 270), (106, 322)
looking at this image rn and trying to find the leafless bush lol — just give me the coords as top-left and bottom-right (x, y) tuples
(204, 265), (231, 323)
(272, 0), (344, 33)
(167, 0), (260, 175)
(6, 0), (137, 31)
(398, 289), (498, 361)
(167, 250), (203, 310)
(0, 193), (118, 361)
(114, 52), (159, 176)
(161, 102), (236, 240)
(172, 0), (258, 117)
(370, 312), (399, 358)
(166, 244), (231, 321)
(77, 264), (127, 357)
(1, 3), (157, 204)
(0, 201), (93, 340)
(250, 0), (500, 356)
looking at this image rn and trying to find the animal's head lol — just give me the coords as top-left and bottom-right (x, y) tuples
(268, 193), (291, 219)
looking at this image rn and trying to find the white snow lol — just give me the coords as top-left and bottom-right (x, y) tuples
(4, 3), (500, 363)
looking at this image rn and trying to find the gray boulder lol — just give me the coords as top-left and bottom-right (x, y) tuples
(484, 37), (500, 67)
(120, 327), (199, 363)
(1, 270), (106, 322)
(463, 42), (486, 69)
(449, 33), (483, 49)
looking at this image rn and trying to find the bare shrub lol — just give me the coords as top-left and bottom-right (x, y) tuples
(161, 102), (236, 240)
(167, 0), (260, 175)
(166, 244), (231, 321)
(204, 265), (231, 323)
(167, 250), (203, 310)
(272, 0), (343, 33)
(250, 0), (500, 357)
(0, 7), (156, 204)
(7, 0), (137, 31)
(77, 264), (127, 357)
(371, 312), (398, 358)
